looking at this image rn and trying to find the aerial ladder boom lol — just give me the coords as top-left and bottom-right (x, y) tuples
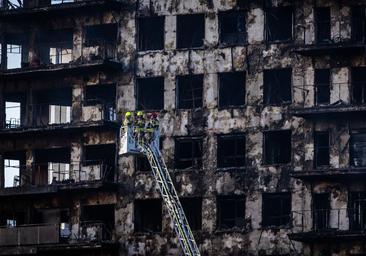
(119, 125), (201, 256)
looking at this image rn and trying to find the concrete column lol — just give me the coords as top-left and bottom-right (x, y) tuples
(0, 154), (4, 189)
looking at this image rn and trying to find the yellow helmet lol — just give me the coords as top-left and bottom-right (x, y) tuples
(125, 111), (132, 117)
(137, 111), (144, 117)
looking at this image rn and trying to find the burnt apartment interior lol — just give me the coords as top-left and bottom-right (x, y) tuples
(1, 0), (366, 255)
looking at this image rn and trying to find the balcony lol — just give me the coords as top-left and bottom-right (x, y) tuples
(290, 208), (366, 243)
(291, 167), (366, 182)
(0, 162), (117, 197)
(290, 82), (366, 119)
(0, 222), (116, 254)
(0, 0), (125, 21)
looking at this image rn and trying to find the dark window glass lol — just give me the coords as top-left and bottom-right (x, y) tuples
(217, 134), (246, 168)
(84, 24), (118, 46)
(314, 131), (329, 168)
(177, 75), (203, 109)
(315, 69), (330, 105)
(263, 68), (292, 105)
(266, 7), (293, 42)
(138, 16), (165, 51)
(137, 77), (164, 110)
(180, 198), (202, 230)
(177, 14), (205, 49)
(134, 199), (162, 232)
(352, 7), (366, 42)
(315, 7), (331, 44)
(352, 67), (366, 105)
(219, 11), (246, 46)
(217, 196), (245, 229)
(262, 193), (291, 227)
(350, 131), (366, 167)
(264, 130), (291, 165)
(313, 193), (330, 230)
(219, 72), (245, 108)
(175, 137), (203, 169)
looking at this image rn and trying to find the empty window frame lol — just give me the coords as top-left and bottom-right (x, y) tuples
(5, 101), (21, 128)
(313, 193), (330, 230)
(175, 137), (203, 170)
(217, 134), (246, 169)
(39, 29), (73, 65)
(3, 151), (25, 188)
(177, 75), (203, 109)
(138, 16), (165, 51)
(135, 155), (151, 172)
(136, 77), (164, 110)
(263, 68), (292, 105)
(180, 198), (202, 230)
(264, 130), (291, 165)
(352, 7), (366, 42)
(265, 7), (293, 42)
(352, 67), (366, 105)
(84, 24), (118, 46)
(315, 7), (331, 44)
(2, 0), (24, 10)
(217, 195), (245, 229)
(134, 199), (162, 233)
(350, 131), (366, 167)
(315, 69), (330, 105)
(349, 192), (366, 230)
(262, 193), (291, 228)
(81, 204), (115, 240)
(314, 131), (330, 168)
(83, 144), (116, 166)
(218, 72), (246, 108)
(176, 14), (205, 49)
(219, 11), (246, 46)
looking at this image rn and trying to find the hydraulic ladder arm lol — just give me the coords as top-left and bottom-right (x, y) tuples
(119, 126), (201, 256)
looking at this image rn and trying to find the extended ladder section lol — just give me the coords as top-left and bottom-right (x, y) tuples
(119, 126), (201, 256)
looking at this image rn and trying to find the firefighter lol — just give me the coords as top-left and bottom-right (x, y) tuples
(136, 111), (145, 143)
(123, 111), (133, 127)
(145, 113), (155, 142)
(151, 112), (159, 129)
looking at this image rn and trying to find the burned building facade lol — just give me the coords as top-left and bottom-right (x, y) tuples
(0, 0), (366, 255)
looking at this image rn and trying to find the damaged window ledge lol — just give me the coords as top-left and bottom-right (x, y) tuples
(176, 46), (206, 52)
(134, 231), (162, 236)
(216, 167), (246, 172)
(214, 228), (247, 234)
(173, 168), (202, 173)
(218, 42), (248, 49)
(137, 49), (165, 54)
(218, 104), (247, 111)
(266, 39), (295, 45)
(261, 163), (292, 168)
(261, 225), (292, 230)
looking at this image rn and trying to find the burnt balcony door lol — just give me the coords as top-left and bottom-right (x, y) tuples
(313, 193), (330, 230)
(349, 192), (366, 231)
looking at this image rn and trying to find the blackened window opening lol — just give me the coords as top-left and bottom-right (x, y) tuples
(84, 84), (116, 105)
(350, 131), (366, 167)
(137, 77), (164, 110)
(266, 7), (293, 42)
(180, 198), (202, 230)
(263, 68), (292, 105)
(177, 75), (203, 109)
(313, 193), (330, 230)
(219, 11), (246, 46)
(264, 130), (291, 165)
(314, 131), (330, 168)
(135, 155), (151, 172)
(138, 16), (165, 51)
(217, 134), (246, 169)
(315, 69), (330, 105)
(352, 67), (366, 105)
(262, 193), (291, 227)
(177, 14), (205, 49)
(349, 192), (366, 231)
(217, 195), (245, 229)
(352, 7), (366, 43)
(219, 72), (246, 108)
(175, 137), (203, 169)
(134, 199), (162, 233)
(315, 7), (331, 44)
(84, 24), (118, 46)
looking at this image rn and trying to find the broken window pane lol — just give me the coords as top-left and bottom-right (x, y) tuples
(5, 101), (21, 128)
(314, 131), (329, 168)
(217, 134), (246, 169)
(219, 11), (246, 46)
(180, 198), (202, 230)
(349, 192), (366, 231)
(263, 68), (292, 105)
(219, 72), (245, 108)
(352, 67), (366, 105)
(315, 7), (331, 44)
(137, 77), (164, 110)
(177, 74), (203, 109)
(262, 193), (291, 227)
(352, 7), (366, 42)
(217, 195), (245, 229)
(177, 14), (205, 49)
(175, 137), (202, 170)
(350, 131), (366, 167)
(264, 130), (291, 165)
(266, 7), (293, 42)
(313, 193), (330, 230)
(7, 44), (22, 69)
(134, 199), (162, 232)
(4, 159), (20, 188)
(315, 69), (330, 105)
(138, 16), (165, 51)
